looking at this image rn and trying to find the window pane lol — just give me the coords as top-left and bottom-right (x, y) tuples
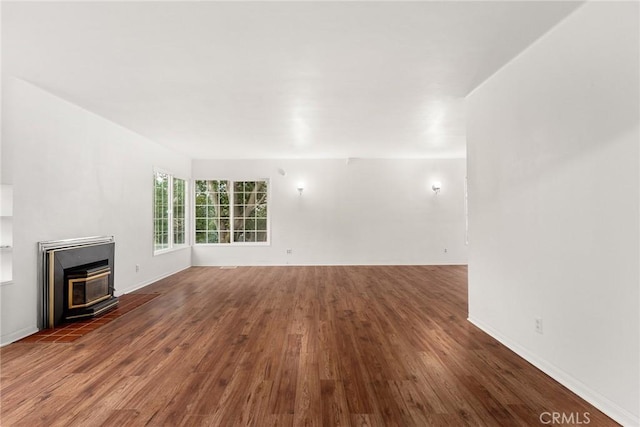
(194, 180), (231, 245)
(255, 204), (267, 218)
(257, 232), (267, 242)
(229, 180), (269, 243)
(174, 231), (184, 245)
(173, 178), (186, 245)
(220, 231), (231, 243)
(196, 232), (207, 244)
(174, 219), (185, 245)
(220, 192), (229, 205)
(154, 172), (169, 252)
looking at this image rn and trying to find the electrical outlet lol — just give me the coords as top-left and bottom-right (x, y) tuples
(135, 264), (140, 273)
(535, 317), (543, 334)
(286, 249), (292, 255)
(444, 248), (448, 253)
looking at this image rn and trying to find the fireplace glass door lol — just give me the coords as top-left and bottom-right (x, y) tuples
(68, 267), (111, 309)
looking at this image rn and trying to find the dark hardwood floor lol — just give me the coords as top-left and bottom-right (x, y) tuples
(1, 266), (616, 426)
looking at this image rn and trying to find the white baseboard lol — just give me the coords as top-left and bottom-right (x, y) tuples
(114, 265), (191, 296)
(0, 325), (39, 347)
(468, 316), (639, 427)
(191, 261), (469, 267)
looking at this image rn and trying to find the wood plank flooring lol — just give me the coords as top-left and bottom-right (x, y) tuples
(1, 266), (616, 426)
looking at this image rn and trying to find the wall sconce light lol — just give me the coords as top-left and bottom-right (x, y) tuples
(432, 181), (442, 194)
(297, 182), (305, 196)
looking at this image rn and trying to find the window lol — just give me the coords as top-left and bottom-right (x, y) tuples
(154, 173), (169, 251)
(154, 171), (188, 253)
(195, 179), (268, 244)
(173, 178), (186, 245)
(195, 180), (231, 244)
(233, 180), (268, 243)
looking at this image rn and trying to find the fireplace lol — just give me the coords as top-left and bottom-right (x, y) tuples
(39, 236), (119, 328)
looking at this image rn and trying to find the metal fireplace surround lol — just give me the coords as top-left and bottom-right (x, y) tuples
(39, 236), (119, 328)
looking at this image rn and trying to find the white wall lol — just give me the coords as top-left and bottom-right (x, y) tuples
(193, 158), (467, 266)
(0, 78), (192, 344)
(467, 2), (639, 425)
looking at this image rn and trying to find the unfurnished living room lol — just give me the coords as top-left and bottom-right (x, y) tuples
(0, 1), (638, 426)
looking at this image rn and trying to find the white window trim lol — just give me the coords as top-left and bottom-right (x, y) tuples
(154, 169), (190, 256)
(192, 178), (271, 246)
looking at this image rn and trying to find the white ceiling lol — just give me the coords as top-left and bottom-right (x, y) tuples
(2, 1), (581, 159)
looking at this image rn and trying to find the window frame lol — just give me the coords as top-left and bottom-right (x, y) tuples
(192, 178), (271, 246)
(153, 169), (189, 255)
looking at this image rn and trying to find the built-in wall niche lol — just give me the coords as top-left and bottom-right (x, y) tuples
(1, 185), (13, 285)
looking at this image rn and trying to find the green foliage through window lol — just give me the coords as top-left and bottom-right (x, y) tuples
(173, 178), (186, 245)
(195, 180), (268, 244)
(154, 172), (188, 253)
